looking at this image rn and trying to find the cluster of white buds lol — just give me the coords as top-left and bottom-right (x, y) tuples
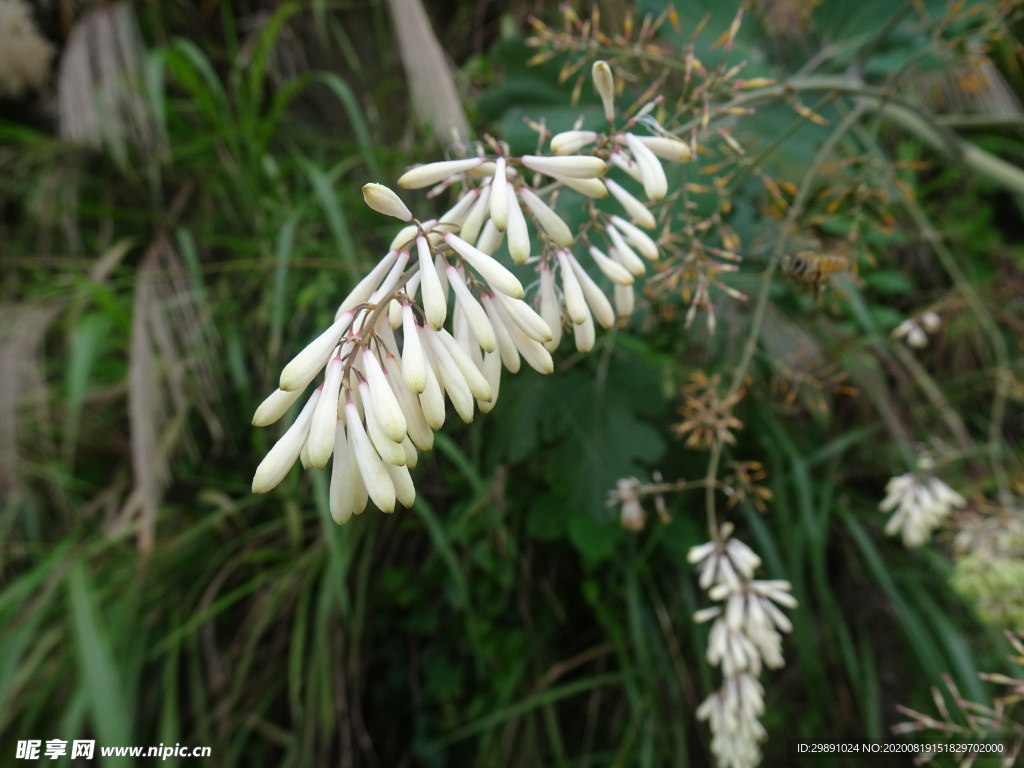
(251, 61), (693, 523)
(689, 526), (796, 768)
(879, 460), (966, 547)
(891, 310), (941, 349)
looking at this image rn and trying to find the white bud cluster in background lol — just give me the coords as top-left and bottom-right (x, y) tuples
(879, 468), (966, 548)
(252, 60), (694, 523)
(689, 528), (796, 768)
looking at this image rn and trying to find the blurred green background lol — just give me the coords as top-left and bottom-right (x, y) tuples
(1, 0), (1023, 765)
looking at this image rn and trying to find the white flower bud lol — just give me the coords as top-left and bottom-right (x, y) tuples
(329, 419), (354, 525)
(493, 290), (553, 343)
(362, 183), (413, 221)
(400, 305), (427, 393)
(397, 157), (485, 189)
(437, 329), (492, 402)
(446, 266), (496, 352)
(539, 261), (563, 353)
(548, 173), (609, 198)
(567, 253), (615, 329)
(490, 158), (509, 230)
(517, 186), (574, 246)
(478, 350), (502, 414)
(610, 215), (659, 260)
(401, 436), (418, 470)
(551, 130), (598, 155)
(628, 135), (692, 163)
(361, 348), (408, 443)
(252, 387), (304, 427)
(459, 181), (491, 245)
(389, 224), (419, 252)
(604, 178), (656, 229)
(280, 314), (354, 391)
(488, 296), (554, 375)
(416, 236), (447, 330)
(383, 354), (435, 450)
(592, 60), (615, 121)
(368, 251), (411, 304)
(336, 252), (399, 317)
(359, 381), (406, 467)
(439, 188), (479, 227)
(609, 151), (644, 183)
(252, 388), (321, 494)
(416, 340), (447, 430)
(306, 356), (344, 468)
(588, 245), (634, 286)
(475, 219), (504, 256)
(481, 294), (521, 374)
(606, 226), (646, 276)
(921, 311), (940, 332)
(344, 399), (396, 513)
(556, 250), (588, 325)
(573, 306), (596, 353)
(421, 327), (475, 422)
(385, 461), (416, 508)
(613, 283), (635, 318)
(444, 232), (524, 299)
(624, 133), (667, 201)
(907, 324), (927, 348)
(505, 182), (531, 264)
(522, 154), (607, 179)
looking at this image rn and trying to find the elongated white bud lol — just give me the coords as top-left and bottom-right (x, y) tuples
(488, 296), (554, 374)
(344, 399), (396, 512)
(359, 380), (406, 466)
(422, 327), (475, 422)
(389, 297), (403, 329)
(349, 424), (368, 515)
(624, 133), (667, 201)
(614, 283), (635, 318)
(589, 245), (635, 285)
(549, 173), (608, 198)
(397, 157), (485, 189)
(481, 294), (521, 374)
(490, 158), (509, 230)
(336, 252), (399, 317)
(604, 178), (656, 229)
(307, 356), (344, 468)
(253, 387), (304, 427)
(518, 186), (574, 246)
(385, 462), (416, 508)
(574, 306), (596, 352)
(592, 60), (615, 121)
(628, 135), (692, 162)
(280, 314), (353, 391)
(607, 236), (645, 282)
(252, 388), (321, 493)
(400, 305), (427, 393)
(390, 225), (418, 252)
(439, 188), (479, 227)
(493, 291), (553, 342)
(383, 354), (435, 450)
(538, 261), (563, 353)
(401, 436), (418, 469)
(417, 344), (447, 430)
(551, 130), (598, 155)
(521, 154), (607, 179)
(609, 151), (644, 183)
(444, 232), (524, 299)
(362, 350), (408, 443)
(329, 420), (354, 525)
(362, 183), (413, 221)
(437, 329), (492, 402)
(610, 215), (659, 260)
(417, 236), (447, 330)
(555, 250), (588, 325)
(446, 266), (496, 352)
(369, 250), (411, 303)
(568, 253), (615, 329)
(460, 181), (491, 245)
(476, 219), (504, 255)
(505, 182), (531, 263)
(478, 350), (502, 413)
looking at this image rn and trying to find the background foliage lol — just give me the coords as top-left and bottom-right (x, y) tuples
(1, 0), (1023, 766)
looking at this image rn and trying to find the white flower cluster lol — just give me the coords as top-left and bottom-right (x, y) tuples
(891, 310), (940, 349)
(252, 61), (692, 523)
(880, 470), (966, 547)
(689, 531), (796, 768)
